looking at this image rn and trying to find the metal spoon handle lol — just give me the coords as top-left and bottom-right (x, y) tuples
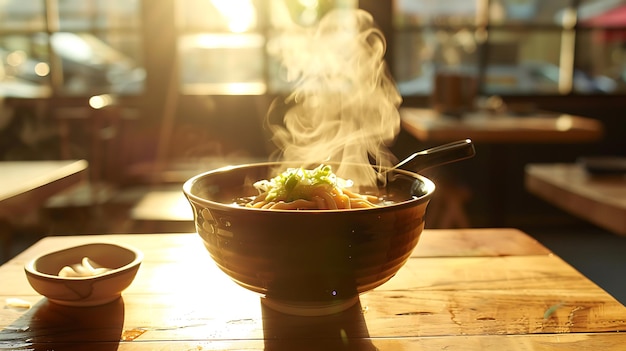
(396, 139), (475, 173)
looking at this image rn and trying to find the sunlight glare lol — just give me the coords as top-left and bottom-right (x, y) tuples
(211, 0), (257, 33)
(89, 94), (114, 109)
(556, 115), (573, 131)
(34, 62), (50, 77)
(6, 50), (27, 67)
(172, 195), (194, 220)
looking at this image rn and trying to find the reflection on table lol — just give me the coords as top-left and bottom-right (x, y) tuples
(1, 228), (625, 350)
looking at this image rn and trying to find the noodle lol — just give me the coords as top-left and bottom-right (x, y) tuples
(241, 164), (380, 210)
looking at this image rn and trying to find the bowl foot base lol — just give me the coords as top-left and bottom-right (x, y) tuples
(48, 295), (121, 307)
(261, 295), (359, 316)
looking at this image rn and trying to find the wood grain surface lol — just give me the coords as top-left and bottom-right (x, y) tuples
(1, 229), (625, 350)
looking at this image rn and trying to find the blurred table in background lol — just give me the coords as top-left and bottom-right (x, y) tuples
(0, 160), (88, 207)
(126, 157), (265, 232)
(130, 189), (194, 233)
(1, 228), (625, 350)
(400, 108), (604, 144)
(525, 163), (626, 236)
(399, 108), (605, 228)
(0, 160), (88, 261)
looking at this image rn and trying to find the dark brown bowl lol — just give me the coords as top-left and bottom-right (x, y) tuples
(183, 162), (434, 315)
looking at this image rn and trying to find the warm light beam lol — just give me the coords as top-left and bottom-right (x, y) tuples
(211, 0), (257, 33)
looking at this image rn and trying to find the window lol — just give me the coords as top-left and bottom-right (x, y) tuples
(4, 1), (624, 99)
(576, 0), (626, 93)
(0, 0), (143, 98)
(175, 0), (358, 95)
(176, 0), (266, 95)
(392, 0), (626, 96)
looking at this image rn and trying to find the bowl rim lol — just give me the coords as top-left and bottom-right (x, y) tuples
(24, 242), (143, 281)
(182, 161), (435, 213)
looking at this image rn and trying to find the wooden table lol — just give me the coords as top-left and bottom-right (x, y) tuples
(0, 160), (88, 260)
(0, 160), (88, 206)
(130, 191), (193, 222)
(400, 108), (604, 143)
(525, 163), (626, 236)
(130, 190), (194, 232)
(399, 108), (605, 228)
(1, 228), (625, 350)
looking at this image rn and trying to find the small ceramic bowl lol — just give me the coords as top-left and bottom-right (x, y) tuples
(24, 243), (143, 307)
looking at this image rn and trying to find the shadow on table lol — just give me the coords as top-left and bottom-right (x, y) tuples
(261, 299), (377, 351)
(0, 297), (124, 350)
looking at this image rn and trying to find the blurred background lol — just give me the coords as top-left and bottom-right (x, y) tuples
(1, 0), (625, 300)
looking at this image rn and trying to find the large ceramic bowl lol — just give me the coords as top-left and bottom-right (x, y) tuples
(25, 243), (143, 307)
(183, 162), (434, 316)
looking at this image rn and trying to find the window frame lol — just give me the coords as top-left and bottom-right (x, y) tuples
(386, 0), (626, 99)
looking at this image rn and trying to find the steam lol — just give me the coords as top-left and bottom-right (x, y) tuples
(266, 9), (402, 187)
